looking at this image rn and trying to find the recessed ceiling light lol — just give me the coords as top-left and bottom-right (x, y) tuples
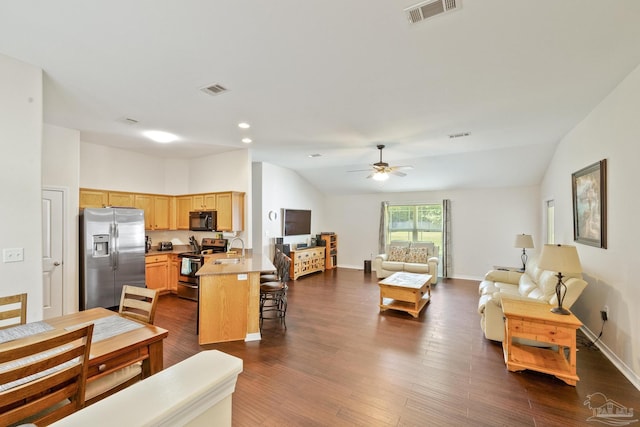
(143, 130), (178, 143)
(238, 122), (250, 129)
(242, 138), (252, 144)
(308, 153), (322, 158)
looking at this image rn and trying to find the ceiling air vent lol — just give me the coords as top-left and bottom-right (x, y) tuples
(118, 116), (139, 125)
(405, 0), (460, 25)
(200, 83), (228, 96)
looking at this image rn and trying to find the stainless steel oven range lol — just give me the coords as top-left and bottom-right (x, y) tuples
(177, 238), (227, 301)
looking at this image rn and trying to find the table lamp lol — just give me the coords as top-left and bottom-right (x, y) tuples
(537, 244), (582, 315)
(514, 234), (534, 271)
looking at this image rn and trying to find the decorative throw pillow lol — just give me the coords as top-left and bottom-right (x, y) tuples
(405, 247), (428, 263)
(387, 246), (407, 262)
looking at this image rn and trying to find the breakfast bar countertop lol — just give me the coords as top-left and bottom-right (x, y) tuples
(196, 253), (275, 276)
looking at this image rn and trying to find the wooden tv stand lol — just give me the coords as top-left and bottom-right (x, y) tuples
(289, 247), (325, 280)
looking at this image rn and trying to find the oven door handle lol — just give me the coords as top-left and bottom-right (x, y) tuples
(178, 282), (198, 289)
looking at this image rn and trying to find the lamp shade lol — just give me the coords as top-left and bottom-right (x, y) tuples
(514, 234), (534, 249)
(538, 244), (582, 274)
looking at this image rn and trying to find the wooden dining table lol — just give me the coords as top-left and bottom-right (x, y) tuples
(0, 308), (169, 382)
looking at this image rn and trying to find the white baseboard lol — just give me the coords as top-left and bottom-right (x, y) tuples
(244, 332), (261, 342)
(581, 325), (640, 391)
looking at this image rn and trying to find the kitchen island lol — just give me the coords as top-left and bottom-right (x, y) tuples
(196, 253), (275, 345)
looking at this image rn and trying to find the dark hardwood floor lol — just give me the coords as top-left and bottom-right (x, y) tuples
(154, 269), (639, 426)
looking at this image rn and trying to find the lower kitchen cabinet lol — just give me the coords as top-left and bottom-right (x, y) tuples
(168, 254), (179, 293)
(145, 254), (169, 293)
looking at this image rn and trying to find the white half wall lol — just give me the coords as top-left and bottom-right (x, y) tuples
(541, 63), (640, 385)
(0, 53), (43, 321)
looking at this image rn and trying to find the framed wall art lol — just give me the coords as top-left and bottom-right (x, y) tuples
(572, 159), (607, 248)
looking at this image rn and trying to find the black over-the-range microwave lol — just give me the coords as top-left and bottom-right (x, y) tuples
(189, 210), (216, 231)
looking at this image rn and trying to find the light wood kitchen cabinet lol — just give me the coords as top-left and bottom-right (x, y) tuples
(80, 188), (244, 231)
(176, 196), (193, 230)
(134, 194), (154, 230)
(168, 254), (180, 293)
(192, 194), (216, 210)
(108, 191), (135, 207)
(153, 196), (170, 230)
(145, 254), (169, 293)
(134, 194), (170, 230)
(79, 189), (108, 209)
(216, 192), (245, 231)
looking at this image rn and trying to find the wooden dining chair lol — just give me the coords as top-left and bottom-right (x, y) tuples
(0, 293), (27, 330)
(85, 285), (159, 405)
(118, 285), (159, 324)
(0, 324), (94, 426)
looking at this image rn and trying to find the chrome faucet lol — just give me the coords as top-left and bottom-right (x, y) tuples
(228, 237), (245, 260)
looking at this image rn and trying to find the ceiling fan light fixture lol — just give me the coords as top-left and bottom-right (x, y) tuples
(372, 171), (389, 181)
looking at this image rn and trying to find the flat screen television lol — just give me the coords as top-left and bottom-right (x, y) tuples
(283, 209), (311, 236)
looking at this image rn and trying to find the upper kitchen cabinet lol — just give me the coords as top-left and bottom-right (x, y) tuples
(176, 196), (192, 230)
(153, 196), (170, 229)
(108, 191), (135, 207)
(192, 194), (216, 211)
(79, 189), (108, 209)
(134, 194), (170, 230)
(134, 194), (153, 229)
(216, 192), (244, 231)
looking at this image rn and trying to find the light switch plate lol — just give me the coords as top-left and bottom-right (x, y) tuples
(3, 248), (24, 263)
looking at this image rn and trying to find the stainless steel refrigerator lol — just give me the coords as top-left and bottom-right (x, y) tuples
(80, 208), (146, 310)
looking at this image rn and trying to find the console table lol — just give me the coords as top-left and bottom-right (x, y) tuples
(502, 298), (582, 386)
(289, 247), (325, 280)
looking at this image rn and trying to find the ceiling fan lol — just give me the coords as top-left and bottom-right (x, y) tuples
(348, 144), (413, 181)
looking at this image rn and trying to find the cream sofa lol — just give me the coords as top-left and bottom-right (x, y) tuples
(477, 256), (588, 341)
(373, 241), (439, 284)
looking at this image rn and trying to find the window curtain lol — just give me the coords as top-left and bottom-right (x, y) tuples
(442, 199), (452, 278)
(378, 201), (388, 254)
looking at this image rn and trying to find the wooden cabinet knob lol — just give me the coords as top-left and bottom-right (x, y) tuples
(98, 363), (107, 372)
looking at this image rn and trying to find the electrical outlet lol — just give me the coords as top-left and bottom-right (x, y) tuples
(600, 306), (609, 321)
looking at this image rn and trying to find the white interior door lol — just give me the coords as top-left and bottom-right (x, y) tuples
(42, 189), (64, 318)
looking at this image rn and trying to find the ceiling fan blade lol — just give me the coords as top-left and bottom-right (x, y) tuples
(390, 170), (407, 177)
(347, 169), (374, 173)
(392, 165), (413, 171)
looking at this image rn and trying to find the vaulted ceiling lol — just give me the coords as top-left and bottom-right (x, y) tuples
(1, 0), (639, 194)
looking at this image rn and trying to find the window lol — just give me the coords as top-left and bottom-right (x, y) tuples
(386, 203), (443, 250)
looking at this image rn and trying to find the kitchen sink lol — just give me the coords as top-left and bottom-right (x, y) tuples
(214, 258), (241, 264)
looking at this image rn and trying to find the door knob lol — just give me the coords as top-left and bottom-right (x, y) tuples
(53, 261), (61, 266)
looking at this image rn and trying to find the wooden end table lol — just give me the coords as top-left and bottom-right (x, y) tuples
(501, 298), (582, 386)
(378, 272), (432, 318)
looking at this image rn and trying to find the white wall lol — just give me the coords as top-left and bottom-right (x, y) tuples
(42, 124), (81, 314)
(80, 142), (189, 195)
(0, 53), (43, 321)
(252, 162), (326, 256)
(189, 149), (252, 246)
(325, 186), (540, 275)
(541, 63), (640, 385)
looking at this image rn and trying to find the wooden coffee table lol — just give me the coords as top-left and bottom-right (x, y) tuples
(378, 272), (432, 318)
(501, 298), (582, 386)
